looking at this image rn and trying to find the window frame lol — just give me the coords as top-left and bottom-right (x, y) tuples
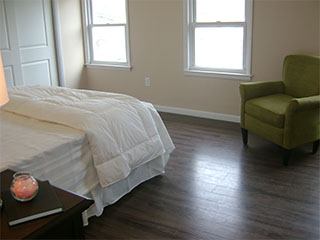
(81, 0), (132, 70)
(184, 0), (253, 80)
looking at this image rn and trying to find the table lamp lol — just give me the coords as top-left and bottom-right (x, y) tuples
(0, 54), (9, 107)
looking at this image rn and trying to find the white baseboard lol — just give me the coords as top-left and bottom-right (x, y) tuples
(154, 105), (240, 123)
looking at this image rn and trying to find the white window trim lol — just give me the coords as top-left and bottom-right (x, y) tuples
(81, 0), (132, 70)
(85, 63), (132, 71)
(184, 0), (253, 81)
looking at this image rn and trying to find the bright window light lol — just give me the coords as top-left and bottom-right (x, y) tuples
(195, 27), (244, 70)
(196, 0), (245, 22)
(92, 26), (127, 62)
(91, 0), (126, 24)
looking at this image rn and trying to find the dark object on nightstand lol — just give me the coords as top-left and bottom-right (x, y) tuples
(3, 180), (63, 226)
(0, 169), (94, 239)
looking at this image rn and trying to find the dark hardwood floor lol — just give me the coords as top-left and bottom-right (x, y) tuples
(85, 113), (320, 240)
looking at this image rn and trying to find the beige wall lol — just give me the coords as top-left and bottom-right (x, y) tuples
(82, 0), (319, 117)
(58, 0), (86, 89)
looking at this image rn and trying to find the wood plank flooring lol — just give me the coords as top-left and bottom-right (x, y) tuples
(85, 113), (320, 240)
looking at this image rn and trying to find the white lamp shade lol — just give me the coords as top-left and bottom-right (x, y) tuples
(0, 54), (9, 107)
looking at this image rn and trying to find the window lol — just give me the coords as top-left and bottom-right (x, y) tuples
(185, 0), (253, 80)
(82, 0), (131, 69)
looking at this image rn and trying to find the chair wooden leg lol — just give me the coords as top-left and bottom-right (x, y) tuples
(312, 140), (320, 154)
(283, 149), (291, 166)
(241, 128), (248, 145)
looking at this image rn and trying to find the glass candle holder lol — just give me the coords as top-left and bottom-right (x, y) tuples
(10, 172), (39, 202)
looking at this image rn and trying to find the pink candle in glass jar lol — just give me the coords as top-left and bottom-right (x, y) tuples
(10, 172), (39, 202)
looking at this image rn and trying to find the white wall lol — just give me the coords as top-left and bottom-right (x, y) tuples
(58, 0), (86, 89)
(60, 0), (319, 117)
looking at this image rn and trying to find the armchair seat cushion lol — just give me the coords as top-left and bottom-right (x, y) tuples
(245, 94), (294, 128)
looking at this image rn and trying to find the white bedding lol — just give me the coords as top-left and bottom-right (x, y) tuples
(3, 86), (174, 188)
(0, 86), (175, 222)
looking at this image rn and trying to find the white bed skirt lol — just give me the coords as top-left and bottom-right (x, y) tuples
(83, 152), (170, 225)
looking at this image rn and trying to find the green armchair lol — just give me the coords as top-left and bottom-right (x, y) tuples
(240, 55), (320, 165)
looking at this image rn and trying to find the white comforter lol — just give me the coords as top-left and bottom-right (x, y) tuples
(3, 86), (174, 188)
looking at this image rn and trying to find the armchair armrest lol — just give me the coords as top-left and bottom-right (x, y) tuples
(286, 95), (320, 113)
(239, 81), (285, 101)
(239, 81), (284, 127)
(284, 95), (320, 149)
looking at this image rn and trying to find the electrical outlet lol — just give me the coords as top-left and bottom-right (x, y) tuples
(145, 77), (150, 87)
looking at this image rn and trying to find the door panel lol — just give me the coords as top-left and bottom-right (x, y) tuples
(0, 0), (23, 86)
(22, 60), (52, 86)
(0, 3), (9, 51)
(15, 0), (47, 48)
(3, 66), (14, 87)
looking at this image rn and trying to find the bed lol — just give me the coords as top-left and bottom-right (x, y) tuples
(0, 86), (175, 224)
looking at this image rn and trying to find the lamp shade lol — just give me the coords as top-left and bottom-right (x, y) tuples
(0, 54), (9, 107)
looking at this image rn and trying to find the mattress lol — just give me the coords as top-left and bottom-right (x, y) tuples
(0, 110), (98, 196)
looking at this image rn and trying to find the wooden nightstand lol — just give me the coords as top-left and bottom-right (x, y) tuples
(0, 169), (94, 239)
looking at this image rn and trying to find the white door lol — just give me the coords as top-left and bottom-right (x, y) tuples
(0, 0), (59, 87)
(0, 0), (23, 87)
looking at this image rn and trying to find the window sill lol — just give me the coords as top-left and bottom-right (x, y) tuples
(184, 69), (252, 81)
(85, 64), (132, 71)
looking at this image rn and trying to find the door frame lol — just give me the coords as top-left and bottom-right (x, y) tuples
(52, 0), (65, 87)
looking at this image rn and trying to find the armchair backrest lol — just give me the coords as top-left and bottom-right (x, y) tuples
(283, 55), (320, 98)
